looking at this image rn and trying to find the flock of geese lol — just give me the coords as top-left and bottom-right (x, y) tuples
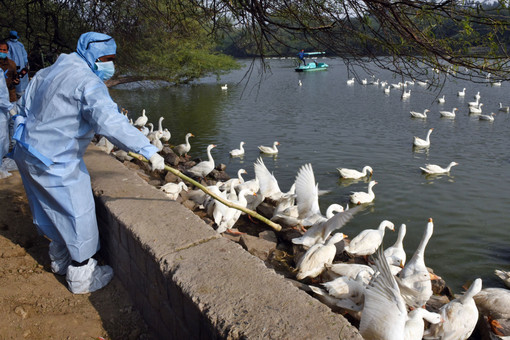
(115, 77), (510, 339)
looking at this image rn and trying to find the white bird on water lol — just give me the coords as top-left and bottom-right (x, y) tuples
(410, 109), (429, 119)
(498, 103), (510, 113)
(457, 88), (466, 96)
(437, 95), (445, 104)
(221, 84), (228, 90)
(337, 165), (373, 179)
(347, 77), (355, 85)
(479, 112), (495, 122)
(230, 141), (246, 157)
(258, 141), (280, 154)
(469, 103), (483, 114)
(439, 107), (458, 119)
(401, 89), (411, 99)
(350, 180), (377, 204)
(420, 161), (458, 174)
(413, 128), (434, 148)
(187, 144), (216, 179)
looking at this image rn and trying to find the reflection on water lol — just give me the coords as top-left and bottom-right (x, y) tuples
(110, 58), (510, 291)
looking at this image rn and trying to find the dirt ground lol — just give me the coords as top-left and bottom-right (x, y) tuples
(0, 171), (154, 340)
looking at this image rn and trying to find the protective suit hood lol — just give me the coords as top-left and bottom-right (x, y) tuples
(76, 32), (117, 71)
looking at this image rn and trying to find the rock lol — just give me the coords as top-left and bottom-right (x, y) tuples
(164, 172), (179, 183)
(161, 148), (179, 166)
(259, 230), (277, 243)
(239, 233), (277, 261)
(210, 169), (230, 182)
(181, 199), (197, 211)
(148, 179), (163, 187)
(426, 294), (450, 313)
(215, 163), (227, 171)
(256, 202), (275, 218)
(14, 305), (28, 319)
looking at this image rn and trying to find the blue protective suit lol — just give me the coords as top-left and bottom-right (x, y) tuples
(0, 74), (13, 165)
(13, 32), (159, 262)
(7, 34), (29, 95)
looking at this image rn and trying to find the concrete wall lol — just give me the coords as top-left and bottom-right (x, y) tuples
(84, 146), (363, 340)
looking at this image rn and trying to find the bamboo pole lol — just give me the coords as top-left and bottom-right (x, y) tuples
(128, 152), (282, 232)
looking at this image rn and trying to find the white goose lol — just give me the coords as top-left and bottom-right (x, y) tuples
(258, 141), (280, 154)
(410, 109), (429, 119)
(291, 205), (361, 249)
(413, 128), (434, 148)
(337, 165), (373, 179)
(347, 77), (355, 85)
(469, 102), (483, 114)
(215, 188), (254, 234)
(219, 169), (247, 190)
(457, 88), (466, 96)
(161, 128), (171, 142)
(439, 107), (457, 118)
(384, 223), (407, 267)
(294, 163), (339, 226)
(160, 182), (188, 200)
(417, 80), (429, 86)
(404, 308), (442, 340)
(187, 144), (216, 178)
(392, 82), (403, 89)
(397, 218), (435, 308)
(468, 96), (480, 107)
(350, 180), (377, 204)
(479, 112), (495, 122)
(324, 263), (375, 282)
(173, 133), (194, 157)
(221, 84), (228, 90)
(156, 116), (166, 141)
(296, 233), (347, 280)
(362, 78), (368, 85)
(134, 109), (148, 127)
(426, 278), (482, 340)
(384, 86), (390, 94)
(344, 220), (395, 257)
(401, 89), (411, 99)
(498, 102), (510, 113)
(321, 271), (367, 310)
(420, 161), (458, 174)
(473, 287), (510, 337)
(359, 247), (407, 340)
(495, 269), (510, 288)
(229, 141), (246, 157)
(437, 95), (445, 104)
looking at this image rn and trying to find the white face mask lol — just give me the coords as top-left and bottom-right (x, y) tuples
(94, 61), (115, 81)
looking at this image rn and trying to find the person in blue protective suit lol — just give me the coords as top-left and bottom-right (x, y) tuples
(6, 31), (29, 97)
(0, 70), (14, 172)
(12, 32), (166, 294)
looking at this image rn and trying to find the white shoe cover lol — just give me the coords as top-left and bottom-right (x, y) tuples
(66, 258), (114, 294)
(49, 241), (72, 275)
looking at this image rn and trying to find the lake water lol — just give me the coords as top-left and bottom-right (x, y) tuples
(110, 58), (510, 292)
